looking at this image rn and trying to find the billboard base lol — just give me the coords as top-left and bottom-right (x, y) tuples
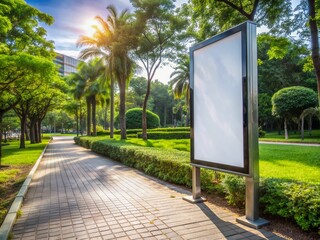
(183, 195), (206, 204)
(236, 216), (269, 229)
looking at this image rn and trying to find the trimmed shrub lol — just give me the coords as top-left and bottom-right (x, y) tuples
(115, 108), (160, 129)
(222, 175), (246, 207)
(260, 179), (320, 231)
(150, 127), (190, 132)
(137, 131), (190, 139)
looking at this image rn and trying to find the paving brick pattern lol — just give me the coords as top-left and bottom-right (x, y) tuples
(12, 137), (283, 240)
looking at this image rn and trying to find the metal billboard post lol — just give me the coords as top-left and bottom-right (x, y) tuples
(183, 166), (206, 203)
(185, 21), (269, 229)
(236, 22), (269, 228)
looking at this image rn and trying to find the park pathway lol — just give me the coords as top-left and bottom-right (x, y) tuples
(12, 137), (283, 240)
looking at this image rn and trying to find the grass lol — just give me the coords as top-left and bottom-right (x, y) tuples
(81, 135), (320, 184)
(0, 137), (49, 224)
(43, 133), (76, 137)
(259, 143), (320, 184)
(261, 129), (320, 143)
(1, 140), (49, 165)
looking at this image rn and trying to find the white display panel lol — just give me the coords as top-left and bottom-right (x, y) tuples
(193, 32), (244, 168)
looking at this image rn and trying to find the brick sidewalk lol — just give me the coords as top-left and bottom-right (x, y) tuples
(12, 137), (283, 240)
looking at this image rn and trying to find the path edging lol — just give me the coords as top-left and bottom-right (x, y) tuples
(0, 143), (49, 240)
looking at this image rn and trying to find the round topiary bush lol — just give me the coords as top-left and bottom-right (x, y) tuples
(116, 108), (160, 129)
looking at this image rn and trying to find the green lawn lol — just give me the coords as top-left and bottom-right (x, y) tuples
(0, 138), (49, 224)
(261, 129), (320, 143)
(43, 133), (76, 138)
(259, 143), (320, 184)
(1, 140), (49, 165)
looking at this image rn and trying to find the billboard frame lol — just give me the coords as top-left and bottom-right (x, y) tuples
(190, 21), (252, 176)
(186, 21), (269, 228)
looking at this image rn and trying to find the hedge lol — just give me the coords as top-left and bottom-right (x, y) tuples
(74, 136), (320, 234)
(149, 127), (190, 132)
(97, 127), (190, 136)
(137, 131), (190, 139)
(260, 178), (320, 232)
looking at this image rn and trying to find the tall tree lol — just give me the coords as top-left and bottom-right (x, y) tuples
(272, 86), (318, 139)
(0, 0), (56, 162)
(78, 5), (136, 139)
(68, 59), (105, 136)
(131, 0), (186, 139)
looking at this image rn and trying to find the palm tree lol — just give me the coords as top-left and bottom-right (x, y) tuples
(68, 59), (104, 136)
(169, 55), (190, 126)
(77, 5), (136, 140)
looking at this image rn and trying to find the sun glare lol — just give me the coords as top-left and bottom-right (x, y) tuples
(82, 18), (98, 37)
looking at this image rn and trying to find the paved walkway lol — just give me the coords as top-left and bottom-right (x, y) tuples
(12, 137), (283, 240)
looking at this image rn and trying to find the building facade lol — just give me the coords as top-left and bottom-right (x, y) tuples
(54, 53), (80, 76)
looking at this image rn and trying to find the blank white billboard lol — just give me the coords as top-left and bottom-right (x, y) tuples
(193, 31), (244, 168)
(189, 21), (260, 175)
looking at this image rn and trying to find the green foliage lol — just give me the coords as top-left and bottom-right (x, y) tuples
(137, 131), (189, 139)
(257, 34), (317, 96)
(0, 0), (54, 56)
(117, 108), (160, 129)
(260, 179), (320, 231)
(258, 93), (273, 128)
(222, 175), (245, 207)
(189, 0), (292, 41)
(272, 86), (318, 118)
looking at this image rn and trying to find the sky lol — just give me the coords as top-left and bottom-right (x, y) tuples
(26, 0), (187, 83)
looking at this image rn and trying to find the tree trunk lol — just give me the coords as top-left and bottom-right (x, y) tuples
(76, 107), (79, 136)
(25, 126), (30, 141)
(38, 120), (42, 143)
(110, 78), (114, 138)
(79, 102), (83, 135)
(30, 120), (36, 144)
(308, 114), (312, 136)
(119, 82), (127, 140)
(104, 105), (108, 130)
(142, 78), (152, 140)
(308, 0), (320, 105)
(284, 118), (288, 140)
(92, 95), (97, 136)
(301, 117), (304, 140)
(20, 115), (27, 149)
(86, 97), (91, 136)
(34, 121), (39, 143)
